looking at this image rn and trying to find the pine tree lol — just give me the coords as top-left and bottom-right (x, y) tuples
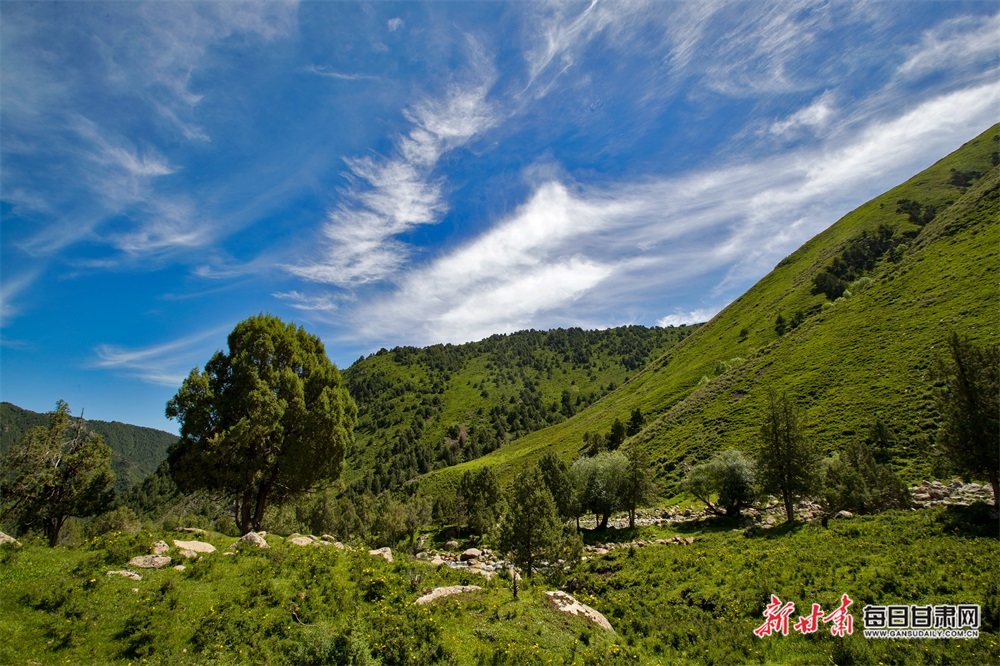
(495, 466), (562, 578)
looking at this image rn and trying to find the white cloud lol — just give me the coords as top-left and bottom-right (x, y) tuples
(898, 12), (1000, 79)
(274, 290), (342, 312)
(657, 308), (720, 328)
(770, 90), (836, 138)
(289, 43), (498, 286)
(349, 82), (998, 347)
(0, 270), (42, 326)
(388, 17), (404, 32)
(92, 327), (228, 387)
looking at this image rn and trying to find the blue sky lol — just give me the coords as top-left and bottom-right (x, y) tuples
(1, 1), (997, 432)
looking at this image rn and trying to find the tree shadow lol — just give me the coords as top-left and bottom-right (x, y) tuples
(741, 519), (807, 539)
(933, 502), (999, 539)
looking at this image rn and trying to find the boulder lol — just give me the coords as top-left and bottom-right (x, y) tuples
(230, 531), (269, 550)
(288, 536), (316, 547)
(835, 510), (854, 519)
(369, 547), (393, 563)
(0, 531), (22, 548)
(429, 556), (446, 566)
(151, 541), (170, 556)
(460, 548), (482, 562)
(178, 549), (199, 559)
(173, 565), (186, 572)
(415, 585), (482, 605)
(545, 591), (615, 632)
(173, 539), (217, 554)
(107, 570), (142, 581)
(127, 555), (172, 569)
(445, 540), (460, 550)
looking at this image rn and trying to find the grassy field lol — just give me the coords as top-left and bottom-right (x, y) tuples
(2, 503), (997, 664)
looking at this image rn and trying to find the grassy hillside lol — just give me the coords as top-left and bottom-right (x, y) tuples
(343, 326), (695, 493)
(2, 505), (996, 664)
(418, 124), (999, 499)
(0, 402), (178, 492)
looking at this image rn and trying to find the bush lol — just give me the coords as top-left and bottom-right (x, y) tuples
(683, 450), (756, 517)
(820, 441), (909, 515)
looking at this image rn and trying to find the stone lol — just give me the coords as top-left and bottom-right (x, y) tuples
(107, 570), (142, 581)
(430, 556), (446, 566)
(369, 547), (393, 562)
(545, 591), (615, 632)
(288, 536), (315, 547)
(173, 540), (217, 554)
(0, 531), (22, 548)
(128, 555), (172, 569)
(445, 540), (460, 550)
(415, 585), (482, 605)
(173, 565), (186, 572)
(230, 531), (269, 550)
(460, 548), (482, 561)
(835, 510), (854, 519)
(178, 550), (199, 559)
(175, 527), (207, 535)
(151, 541), (170, 556)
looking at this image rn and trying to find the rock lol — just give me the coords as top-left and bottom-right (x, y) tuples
(460, 548), (482, 562)
(175, 527), (207, 535)
(107, 570), (142, 580)
(0, 532), (22, 548)
(230, 531), (269, 550)
(288, 536), (315, 547)
(173, 565), (186, 572)
(594, 548), (609, 556)
(545, 591), (615, 632)
(469, 568), (495, 580)
(415, 585), (482, 605)
(151, 541), (170, 556)
(429, 556), (446, 566)
(960, 483), (983, 494)
(320, 534), (339, 543)
(835, 510), (853, 519)
(128, 555), (172, 569)
(173, 539), (217, 554)
(445, 540), (460, 550)
(369, 547), (393, 562)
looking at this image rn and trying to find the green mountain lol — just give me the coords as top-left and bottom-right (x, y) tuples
(0, 402), (178, 492)
(418, 124), (999, 499)
(343, 325), (696, 493)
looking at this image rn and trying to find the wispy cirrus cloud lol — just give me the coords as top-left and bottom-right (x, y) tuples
(898, 12), (1000, 80)
(350, 81), (997, 347)
(288, 39), (498, 287)
(91, 327), (228, 387)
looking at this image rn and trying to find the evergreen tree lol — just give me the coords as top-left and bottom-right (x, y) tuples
(1, 401), (115, 546)
(620, 448), (657, 528)
(494, 466), (562, 578)
(933, 333), (1000, 507)
(626, 408), (645, 436)
(166, 314), (357, 534)
(756, 391), (817, 523)
(457, 467), (503, 535)
(538, 452), (578, 524)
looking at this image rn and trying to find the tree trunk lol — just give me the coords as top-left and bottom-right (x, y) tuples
(45, 516), (64, 547)
(783, 492), (795, 524)
(989, 467), (1000, 510)
(628, 508), (636, 529)
(598, 513), (609, 530)
(237, 491), (254, 534)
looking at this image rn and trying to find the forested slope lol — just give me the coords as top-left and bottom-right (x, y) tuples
(418, 124), (999, 499)
(0, 402), (177, 492)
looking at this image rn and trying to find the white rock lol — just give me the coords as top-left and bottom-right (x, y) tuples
(415, 585), (482, 605)
(173, 539), (217, 554)
(230, 531), (269, 550)
(151, 541), (170, 556)
(288, 536), (315, 547)
(0, 531), (22, 548)
(107, 570), (142, 581)
(369, 547), (393, 562)
(545, 591), (615, 632)
(128, 555), (172, 569)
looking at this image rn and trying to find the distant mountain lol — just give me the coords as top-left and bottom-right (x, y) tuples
(343, 325), (696, 493)
(419, 124), (999, 498)
(0, 402), (178, 492)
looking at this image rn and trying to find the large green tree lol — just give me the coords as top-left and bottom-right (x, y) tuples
(933, 333), (999, 507)
(166, 314), (357, 534)
(756, 391), (817, 523)
(572, 451), (628, 530)
(538, 452), (578, 525)
(1, 401), (115, 546)
(684, 449), (756, 518)
(494, 466), (562, 579)
(620, 447), (657, 528)
(457, 467), (503, 536)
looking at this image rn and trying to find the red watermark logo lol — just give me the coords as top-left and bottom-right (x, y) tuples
(754, 594), (853, 638)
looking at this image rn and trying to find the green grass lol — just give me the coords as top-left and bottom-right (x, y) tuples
(417, 124), (1000, 500)
(2, 505), (997, 664)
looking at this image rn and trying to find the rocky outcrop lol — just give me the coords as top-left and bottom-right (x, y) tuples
(415, 585), (483, 605)
(128, 555), (172, 569)
(173, 539), (217, 554)
(107, 570), (142, 580)
(230, 531), (269, 549)
(0, 532), (22, 548)
(909, 480), (995, 508)
(369, 547), (393, 562)
(545, 591), (614, 632)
